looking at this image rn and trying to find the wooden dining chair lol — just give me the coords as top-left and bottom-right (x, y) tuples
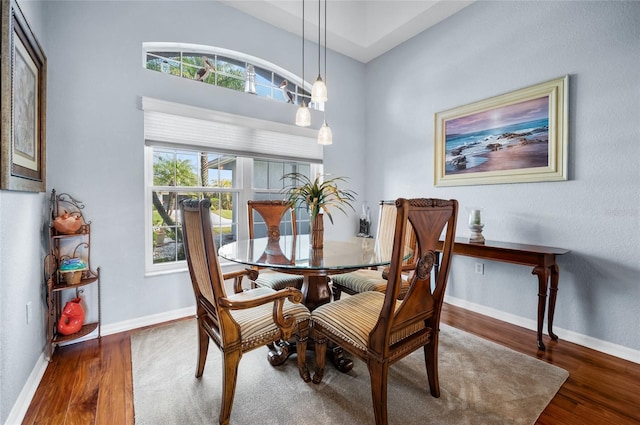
(331, 200), (417, 300)
(310, 198), (458, 425)
(240, 200), (303, 292)
(180, 198), (311, 425)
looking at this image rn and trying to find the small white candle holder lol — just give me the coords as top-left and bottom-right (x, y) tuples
(467, 207), (485, 244)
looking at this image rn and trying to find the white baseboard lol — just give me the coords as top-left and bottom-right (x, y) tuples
(4, 352), (48, 425)
(5, 306), (195, 425)
(100, 306), (194, 336)
(445, 295), (640, 364)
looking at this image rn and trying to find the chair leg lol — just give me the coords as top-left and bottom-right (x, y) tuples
(424, 335), (440, 398)
(312, 330), (327, 384)
(296, 320), (311, 382)
(332, 284), (342, 301)
(196, 321), (210, 378)
(219, 349), (242, 425)
(367, 359), (390, 425)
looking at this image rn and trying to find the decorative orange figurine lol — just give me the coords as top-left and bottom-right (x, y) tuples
(53, 212), (83, 234)
(57, 297), (85, 335)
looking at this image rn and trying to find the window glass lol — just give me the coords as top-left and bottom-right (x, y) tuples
(148, 147), (318, 272)
(150, 147), (239, 267)
(144, 45), (313, 108)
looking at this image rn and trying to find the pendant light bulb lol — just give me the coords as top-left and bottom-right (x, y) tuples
(311, 76), (327, 104)
(317, 120), (332, 145)
(296, 101), (311, 127)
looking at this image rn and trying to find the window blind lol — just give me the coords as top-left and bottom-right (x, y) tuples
(142, 97), (322, 162)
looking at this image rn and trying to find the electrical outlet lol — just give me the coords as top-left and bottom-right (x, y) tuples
(26, 301), (32, 324)
(474, 263), (484, 275)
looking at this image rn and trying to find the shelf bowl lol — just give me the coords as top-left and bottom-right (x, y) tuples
(53, 214), (84, 234)
(60, 269), (85, 285)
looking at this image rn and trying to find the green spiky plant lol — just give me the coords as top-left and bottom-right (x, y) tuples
(282, 172), (357, 224)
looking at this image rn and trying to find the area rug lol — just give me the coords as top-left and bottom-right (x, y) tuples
(131, 319), (568, 425)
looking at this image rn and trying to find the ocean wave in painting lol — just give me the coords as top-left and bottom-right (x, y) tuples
(445, 118), (549, 173)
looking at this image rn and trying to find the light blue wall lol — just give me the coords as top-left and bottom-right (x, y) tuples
(364, 0), (640, 351)
(0, 1), (49, 422)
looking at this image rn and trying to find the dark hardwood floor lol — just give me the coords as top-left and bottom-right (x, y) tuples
(23, 303), (640, 424)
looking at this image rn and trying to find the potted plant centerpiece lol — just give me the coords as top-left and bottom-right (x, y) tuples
(282, 172), (357, 249)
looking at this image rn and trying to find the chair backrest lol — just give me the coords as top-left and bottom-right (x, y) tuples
(247, 200), (297, 240)
(377, 200), (417, 266)
(369, 198), (458, 354)
(180, 198), (237, 345)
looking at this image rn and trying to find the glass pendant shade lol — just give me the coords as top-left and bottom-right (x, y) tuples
(311, 75), (327, 103)
(295, 101), (311, 127)
(317, 120), (333, 145)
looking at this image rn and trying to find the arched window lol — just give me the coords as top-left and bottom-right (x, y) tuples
(143, 42), (318, 110)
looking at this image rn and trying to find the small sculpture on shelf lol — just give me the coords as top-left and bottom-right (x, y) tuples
(357, 202), (372, 238)
(468, 207), (485, 244)
(53, 212), (84, 234)
(59, 257), (88, 285)
(50, 189), (89, 234)
(57, 297), (85, 336)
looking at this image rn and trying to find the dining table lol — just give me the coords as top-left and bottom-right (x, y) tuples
(218, 234), (403, 310)
(218, 234), (410, 371)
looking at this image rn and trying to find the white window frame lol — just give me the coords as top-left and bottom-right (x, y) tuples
(143, 98), (322, 275)
(143, 42), (321, 110)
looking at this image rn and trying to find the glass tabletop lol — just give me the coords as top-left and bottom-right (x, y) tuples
(219, 235), (407, 272)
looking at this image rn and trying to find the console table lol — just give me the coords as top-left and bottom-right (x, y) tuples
(437, 237), (570, 351)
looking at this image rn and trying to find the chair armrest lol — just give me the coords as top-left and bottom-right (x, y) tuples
(381, 263), (415, 280)
(219, 287), (305, 339)
(220, 286), (301, 309)
(223, 268), (259, 294)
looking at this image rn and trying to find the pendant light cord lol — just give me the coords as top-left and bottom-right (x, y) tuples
(318, 0), (321, 78)
(302, 0), (305, 103)
(324, 0), (327, 83)
(323, 0), (328, 121)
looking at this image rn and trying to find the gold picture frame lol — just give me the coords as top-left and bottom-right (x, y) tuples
(1, 0), (47, 192)
(434, 76), (568, 187)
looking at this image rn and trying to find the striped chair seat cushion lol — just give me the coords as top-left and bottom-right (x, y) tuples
(254, 270), (304, 291)
(311, 291), (425, 354)
(231, 300), (309, 350)
(331, 269), (411, 294)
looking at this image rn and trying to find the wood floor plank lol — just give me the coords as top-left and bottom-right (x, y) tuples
(22, 304), (640, 425)
(96, 333), (134, 425)
(65, 339), (101, 425)
(22, 343), (82, 424)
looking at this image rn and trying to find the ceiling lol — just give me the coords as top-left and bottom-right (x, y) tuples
(220, 0), (475, 63)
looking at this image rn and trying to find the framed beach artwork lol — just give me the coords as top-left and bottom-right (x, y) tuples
(434, 76), (568, 187)
(1, 0), (47, 192)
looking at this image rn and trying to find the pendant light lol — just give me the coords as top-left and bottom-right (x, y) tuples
(318, 120), (333, 145)
(311, 0), (327, 103)
(317, 0), (332, 145)
(295, 0), (311, 126)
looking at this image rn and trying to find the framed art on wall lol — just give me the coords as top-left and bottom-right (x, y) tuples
(1, 0), (47, 192)
(434, 76), (568, 187)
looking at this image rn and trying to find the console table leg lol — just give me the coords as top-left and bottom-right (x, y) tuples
(532, 265), (550, 351)
(547, 263), (560, 341)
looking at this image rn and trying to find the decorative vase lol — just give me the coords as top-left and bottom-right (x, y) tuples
(310, 213), (324, 249)
(57, 297), (85, 336)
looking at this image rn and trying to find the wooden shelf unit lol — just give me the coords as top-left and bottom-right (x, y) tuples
(45, 190), (101, 360)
